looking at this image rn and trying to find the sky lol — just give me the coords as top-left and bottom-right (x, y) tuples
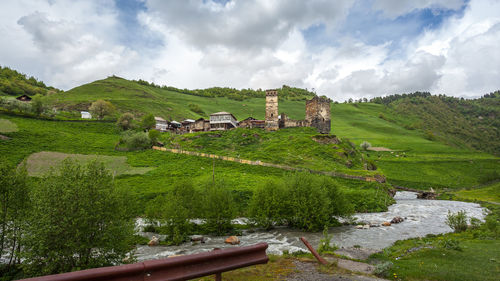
(0, 0), (499, 101)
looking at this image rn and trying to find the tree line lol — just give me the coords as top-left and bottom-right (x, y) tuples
(0, 66), (60, 97)
(0, 160), (134, 279)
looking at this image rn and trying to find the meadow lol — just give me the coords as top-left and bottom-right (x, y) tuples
(0, 112), (392, 214)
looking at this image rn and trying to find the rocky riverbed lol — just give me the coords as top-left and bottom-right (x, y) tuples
(134, 191), (486, 261)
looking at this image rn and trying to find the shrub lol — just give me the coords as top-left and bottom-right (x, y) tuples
(22, 160), (134, 276)
(201, 179), (237, 235)
(141, 114), (156, 130)
(120, 131), (151, 151)
(424, 130), (436, 141)
(374, 261), (393, 276)
(188, 103), (205, 115)
(116, 113), (134, 130)
(318, 226), (337, 254)
(31, 94), (45, 116)
(446, 210), (468, 232)
(360, 141), (371, 151)
(89, 100), (115, 120)
(145, 181), (198, 245)
(248, 180), (290, 230)
(287, 173), (332, 231)
(439, 238), (462, 251)
(148, 129), (161, 144)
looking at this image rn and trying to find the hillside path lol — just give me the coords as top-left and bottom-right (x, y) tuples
(152, 146), (383, 183)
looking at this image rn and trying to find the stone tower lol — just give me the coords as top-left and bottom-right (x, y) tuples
(305, 96), (331, 134)
(265, 89), (279, 131)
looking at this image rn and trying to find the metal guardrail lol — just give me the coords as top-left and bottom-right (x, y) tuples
(21, 243), (269, 281)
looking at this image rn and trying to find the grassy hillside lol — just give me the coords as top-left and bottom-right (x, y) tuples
(45, 76), (309, 121)
(0, 66), (60, 96)
(0, 113), (392, 213)
(164, 127), (375, 176)
(331, 102), (499, 189)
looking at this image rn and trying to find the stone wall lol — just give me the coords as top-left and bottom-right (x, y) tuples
(305, 96), (331, 134)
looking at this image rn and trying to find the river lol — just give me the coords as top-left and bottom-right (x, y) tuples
(134, 192), (486, 261)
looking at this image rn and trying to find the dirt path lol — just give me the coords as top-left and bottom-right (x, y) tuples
(286, 260), (388, 281)
(152, 146), (385, 183)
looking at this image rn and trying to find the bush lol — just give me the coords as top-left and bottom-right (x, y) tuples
(201, 179), (237, 235)
(116, 113), (134, 130)
(287, 173), (333, 231)
(439, 238), (462, 251)
(374, 261), (393, 276)
(446, 210), (468, 232)
(148, 129), (161, 144)
(89, 100), (115, 120)
(145, 181), (198, 245)
(248, 180), (290, 230)
(318, 226), (337, 254)
(360, 141), (371, 151)
(21, 160), (134, 276)
(141, 114), (156, 130)
(120, 131), (151, 151)
(424, 130), (436, 141)
(188, 103), (205, 115)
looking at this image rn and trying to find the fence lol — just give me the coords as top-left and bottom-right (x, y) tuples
(21, 243), (269, 281)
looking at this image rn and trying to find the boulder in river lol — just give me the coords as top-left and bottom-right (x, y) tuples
(382, 222), (391, 226)
(148, 236), (159, 246)
(362, 224), (370, 229)
(190, 235), (205, 243)
(391, 216), (404, 224)
(224, 236), (240, 245)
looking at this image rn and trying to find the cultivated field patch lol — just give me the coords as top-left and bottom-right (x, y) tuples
(26, 151), (154, 177)
(0, 118), (18, 133)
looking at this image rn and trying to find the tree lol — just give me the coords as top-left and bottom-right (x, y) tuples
(21, 160), (134, 276)
(141, 113), (156, 130)
(116, 113), (134, 130)
(31, 94), (45, 116)
(145, 181), (198, 245)
(248, 180), (290, 230)
(89, 100), (115, 120)
(360, 141), (371, 151)
(0, 164), (29, 269)
(201, 179), (236, 235)
(148, 129), (160, 144)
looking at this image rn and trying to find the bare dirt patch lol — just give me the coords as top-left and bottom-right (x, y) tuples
(367, 147), (393, 152)
(0, 119), (18, 133)
(25, 151), (154, 177)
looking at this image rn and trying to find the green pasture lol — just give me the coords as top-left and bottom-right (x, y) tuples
(0, 118), (18, 132)
(332, 103), (499, 189)
(45, 77), (307, 121)
(25, 151), (153, 177)
(0, 113), (391, 213)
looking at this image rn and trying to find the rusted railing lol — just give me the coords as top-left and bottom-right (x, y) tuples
(21, 243), (269, 281)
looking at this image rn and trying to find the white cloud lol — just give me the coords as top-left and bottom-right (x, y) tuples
(0, 0), (499, 101)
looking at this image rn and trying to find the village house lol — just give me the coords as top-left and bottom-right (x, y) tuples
(191, 118), (211, 132)
(238, 117), (265, 129)
(16, 94), (32, 102)
(210, 112), (238, 131)
(80, 111), (92, 119)
(181, 119), (195, 132)
(155, 117), (168, 132)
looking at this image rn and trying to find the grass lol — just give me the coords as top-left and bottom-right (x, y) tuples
(45, 77), (308, 121)
(0, 118), (18, 132)
(445, 181), (500, 203)
(25, 151), (153, 176)
(0, 113), (392, 214)
(195, 255), (297, 281)
(332, 103), (500, 190)
(164, 126), (373, 176)
(372, 231), (500, 281)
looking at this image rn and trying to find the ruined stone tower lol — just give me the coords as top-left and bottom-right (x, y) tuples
(265, 89), (279, 131)
(305, 96), (331, 134)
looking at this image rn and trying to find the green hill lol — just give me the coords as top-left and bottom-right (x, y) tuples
(0, 66), (60, 97)
(45, 76), (312, 121)
(1, 70), (499, 191)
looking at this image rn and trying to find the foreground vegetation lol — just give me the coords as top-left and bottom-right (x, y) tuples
(369, 182), (500, 281)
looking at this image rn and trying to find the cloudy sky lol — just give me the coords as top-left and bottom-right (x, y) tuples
(1, 0), (499, 101)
